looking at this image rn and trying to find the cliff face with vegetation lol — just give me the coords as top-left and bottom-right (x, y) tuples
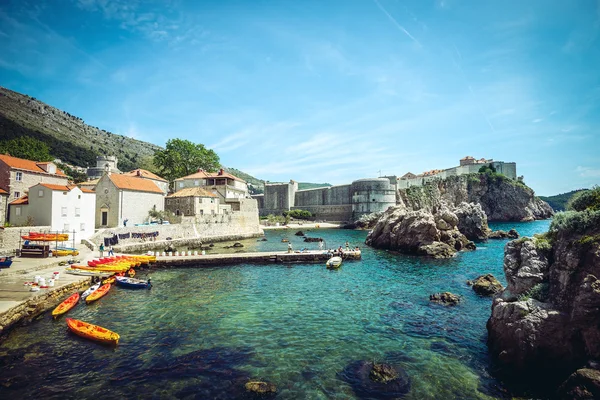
(0, 86), (161, 171)
(487, 188), (600, 395)
(398, 174), (553, 222)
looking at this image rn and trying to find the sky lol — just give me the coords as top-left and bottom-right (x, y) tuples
(0, 0), (599, 196)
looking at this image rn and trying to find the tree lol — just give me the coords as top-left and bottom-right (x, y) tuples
(0, 136), (53, 161)
(153, 139), (220, 182)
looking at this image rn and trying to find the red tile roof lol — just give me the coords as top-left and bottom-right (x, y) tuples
(0, 154), (67, 176)
(108, 174), (163, 194)
(124, 169), (167, 182)
(167, 187), (217, 198)
(80, 188), (95, 193)
(38, 183), (71, 191)
(0, 188), (7, 195)
(9, 195), (28, 205)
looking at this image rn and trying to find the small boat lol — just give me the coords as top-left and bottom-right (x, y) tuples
(0, 255), (13, 268)
(81, 283), (101, 300)
(52, 293), (79, 318)
(65, 268), (112, 277)
(85, 283), (111, 303)
(326, 256), (343, 269)
(102, 276), (116, 285)
(65, 318), (120, 345)
(281, 238), (289, 242)
(115, 276), (151, 289)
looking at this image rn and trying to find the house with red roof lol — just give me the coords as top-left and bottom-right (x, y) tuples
(174, 168), (248, 202)
(8, 183), (96, 239)
(0, 154), (69, 221)
(123, 169), (169, 194)
(95, 172), (165, 228)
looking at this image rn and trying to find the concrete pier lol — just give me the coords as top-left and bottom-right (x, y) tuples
(152, 250), (362, 267)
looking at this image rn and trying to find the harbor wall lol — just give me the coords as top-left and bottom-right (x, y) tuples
(0, 278), (90, 336)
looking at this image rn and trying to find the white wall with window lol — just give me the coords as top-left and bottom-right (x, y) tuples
(15, 171), (22, 181)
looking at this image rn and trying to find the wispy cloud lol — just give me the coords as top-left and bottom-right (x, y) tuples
(372, 0), (421, 46)
(576, 166), (600, 178)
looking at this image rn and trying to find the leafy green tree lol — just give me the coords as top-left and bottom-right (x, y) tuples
(567, 186), (600, 212)
(153, 139), (220, 182)
(0, 136), (53, 161)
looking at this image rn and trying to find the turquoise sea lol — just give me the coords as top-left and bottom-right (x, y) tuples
(0, 220), (550, 399)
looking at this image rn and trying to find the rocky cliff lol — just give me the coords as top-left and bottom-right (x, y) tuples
(398, 174), (553, 222)
(487, 207), (600, 394)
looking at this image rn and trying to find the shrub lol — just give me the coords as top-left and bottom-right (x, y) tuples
(518, 283), (549, 302)
(283, 209), (312, 220)
(567, 186), (600, 212)
(550, 209), (600, 234)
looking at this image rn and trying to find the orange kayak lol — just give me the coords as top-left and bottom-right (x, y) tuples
(85, 283), (111, 303)
(102, 276), (116, 285)
(52, 293), (79, 318)
(66, 318), (120, 345)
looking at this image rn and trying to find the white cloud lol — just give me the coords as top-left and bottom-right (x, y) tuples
(576, 166), (600, 178)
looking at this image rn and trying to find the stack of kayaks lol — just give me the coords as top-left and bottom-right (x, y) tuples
(66, 318), (120, 346)
(52, 293), (79, 318)
(21, 232), (69, 241)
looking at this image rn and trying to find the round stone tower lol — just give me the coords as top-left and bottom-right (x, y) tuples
(351, 178), (396, 219)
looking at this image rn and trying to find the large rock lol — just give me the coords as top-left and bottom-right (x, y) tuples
(471, 274), (504, 295)
(429, 292), (461, 306)
(453, 202), (490, 240)
(557, 368), (600, 399)
(365, 206), (474, 258)
(340, 360), (411, 398)
(245, 381), (277, 394)
(503, 238), (550, 296)
(487, 209), (600, 391)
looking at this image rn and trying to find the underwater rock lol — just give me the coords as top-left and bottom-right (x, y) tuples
(471, 274), (504, 295)
(487, 230), (509, 239)
(233, 242), (244, 248)
(295, 230), (305, 236)
(303, 237), (322, 242)
(245, 380), (277, 394)
(340, 360), (411, 398)
(429, 292), (461, 306)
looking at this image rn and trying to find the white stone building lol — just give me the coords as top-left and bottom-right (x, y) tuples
(174, 169), (248, 201)
(95, 173), (165, 228)
(165, 187), (231, 217)
(8, 183), (96, 239)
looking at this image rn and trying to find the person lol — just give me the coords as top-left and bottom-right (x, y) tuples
(318, 240), (324, 251)
(99, 243), (104, 257)
(147, 278), (152, 289)
(108, 246), (114, 256)
(288, 242), (293, 253)
(123, 218), (128, 227)
(345, 241), (350, 251)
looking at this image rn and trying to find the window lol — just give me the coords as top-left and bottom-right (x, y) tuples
(75, 207), (80, 217)
(78, 195), (81, 199)
(15, 172), (22, 181)
(15, 207), (21, 216)
(38, 190), (44, 197)
(179, 182), (184, 188)
(80, 223), (85, 231)
(61, 207), (67, 217)
(63, 223), (70, 231)
(63, 191), (67, 195)
(14, 191), (20, 198)
(194, 180), (199, 186)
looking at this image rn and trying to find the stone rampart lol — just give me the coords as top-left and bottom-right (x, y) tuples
(291, 205), (353, 222)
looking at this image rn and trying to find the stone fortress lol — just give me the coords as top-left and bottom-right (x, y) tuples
(252, 156), (517, 221)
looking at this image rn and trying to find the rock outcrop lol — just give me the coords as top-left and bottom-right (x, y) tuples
(470, 274), (504, 295)
(397, 174), (553, 222)
(429, 292), (461, 306)
(487, 205), (600, 393)
(453, 202), (490, 240)
(365, 205), (475, 258)
(557, 368), (600, 399)
(488, 229), (520, 239)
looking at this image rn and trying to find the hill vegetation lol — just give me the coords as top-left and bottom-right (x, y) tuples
(539, 189), (587, 211)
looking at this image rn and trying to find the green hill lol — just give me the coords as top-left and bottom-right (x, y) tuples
(539, 189), (588, 211)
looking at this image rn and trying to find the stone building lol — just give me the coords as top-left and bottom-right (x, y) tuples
(95, 173), (165, 228)
(123, 169), (169, 194)
(86, 155), (121, 179)
(8, 183), (96, 239)
(0, 154), (69, 222)
(174, 169), (248, 201)
(0, 189), (7, 226)
(165, 187), (228, 217)
(397, 156), (517, 189)
(253, 178), (396, 221)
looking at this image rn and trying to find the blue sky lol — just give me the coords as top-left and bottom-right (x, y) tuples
(1, 0), (599, 195)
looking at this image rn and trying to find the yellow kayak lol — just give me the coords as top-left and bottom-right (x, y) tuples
(66, 318), (120, 345)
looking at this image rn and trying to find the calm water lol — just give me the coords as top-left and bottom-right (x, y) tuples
(0, 220), (550, 399)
